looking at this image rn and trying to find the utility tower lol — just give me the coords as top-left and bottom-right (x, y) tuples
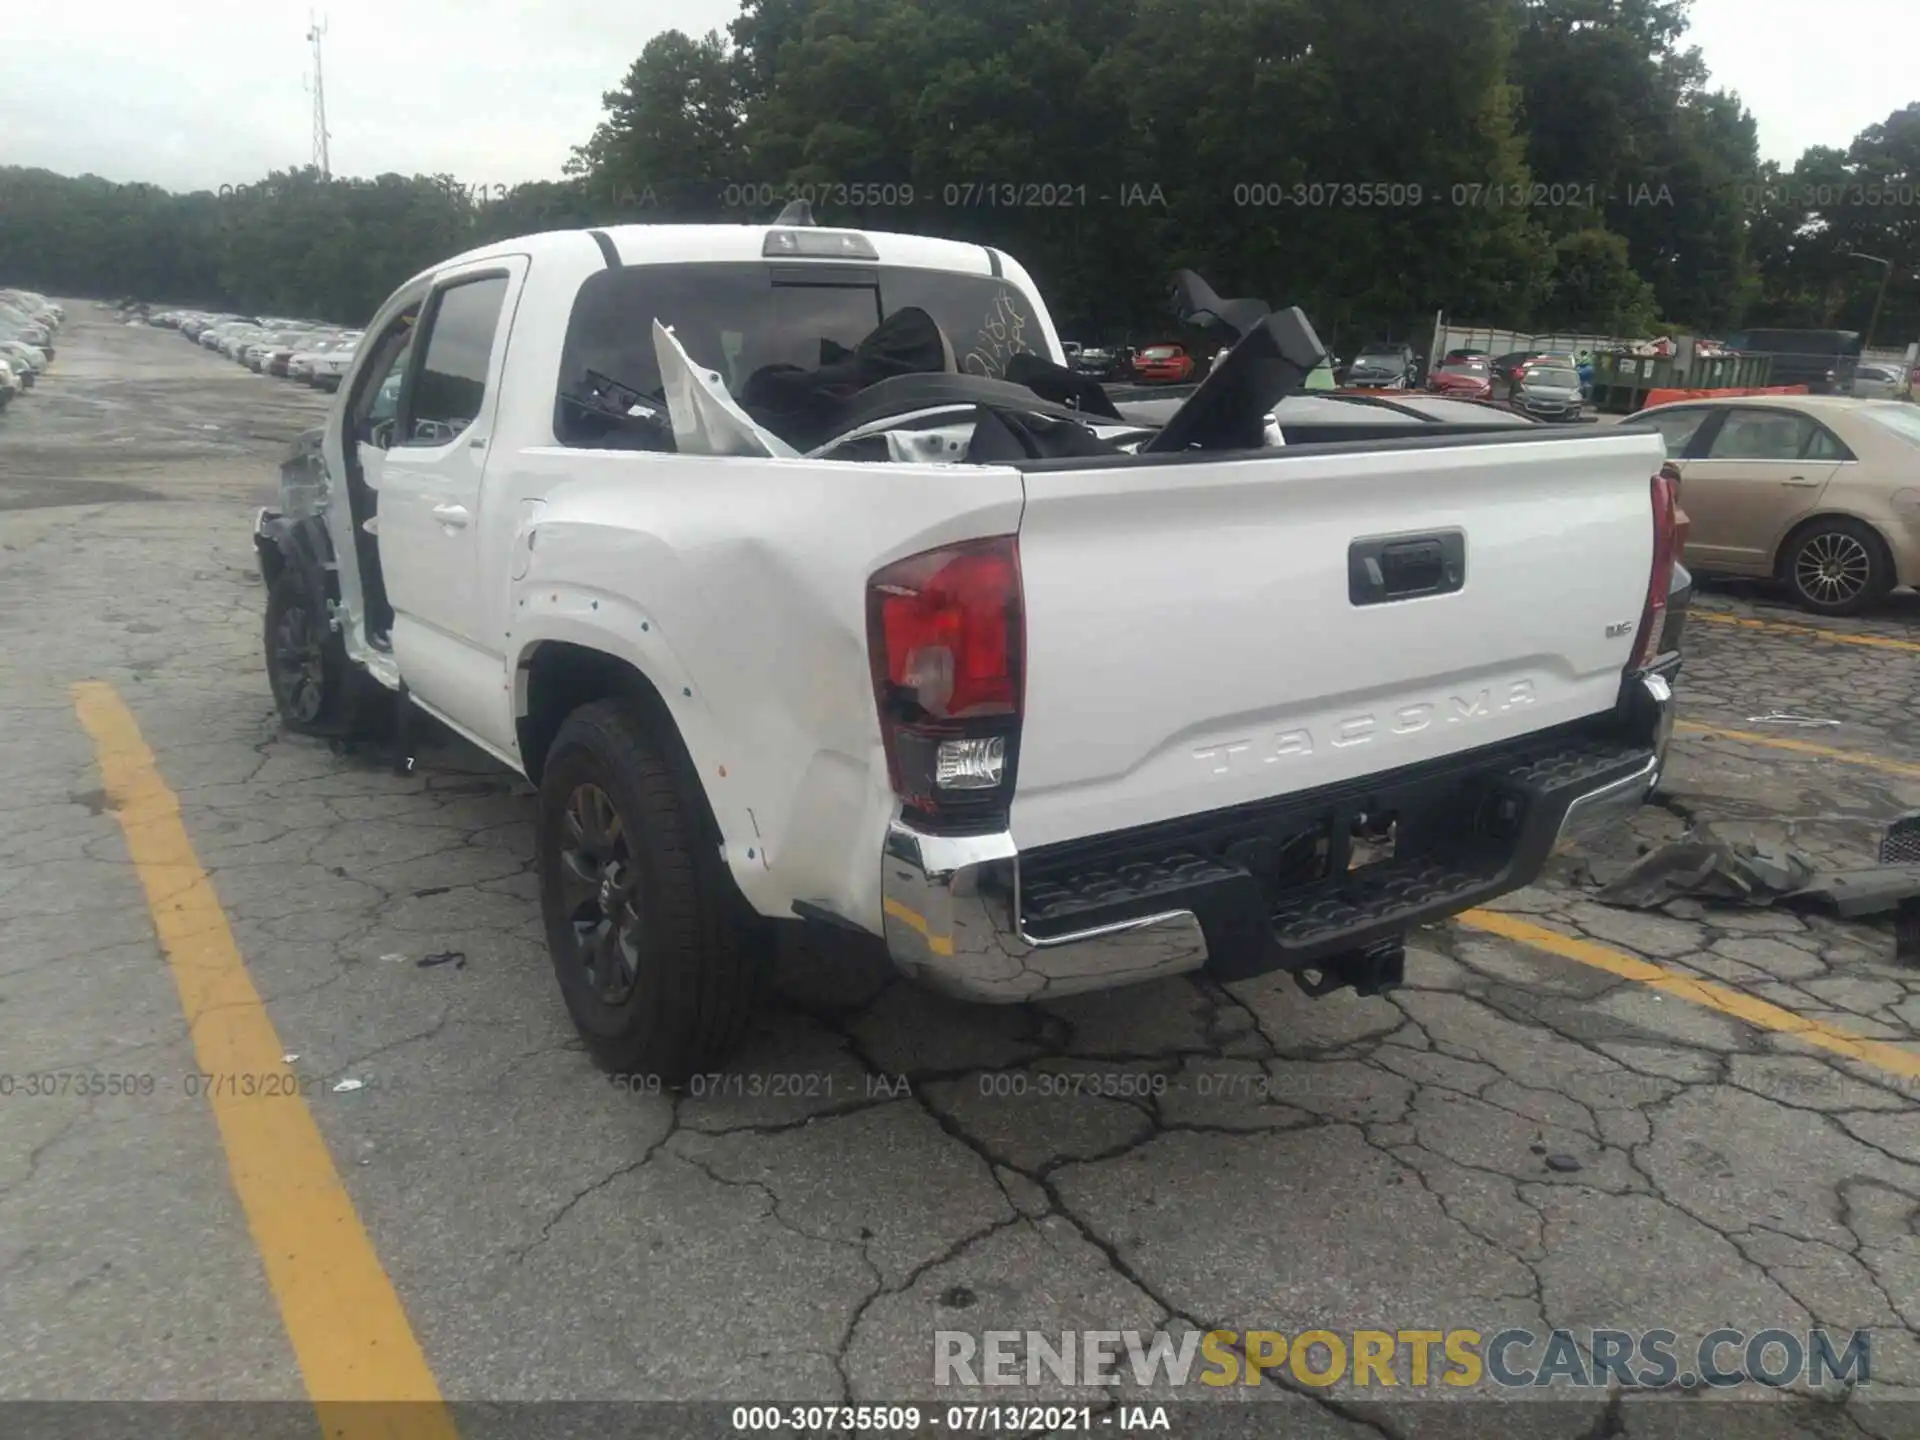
(307, 14), (331, 180)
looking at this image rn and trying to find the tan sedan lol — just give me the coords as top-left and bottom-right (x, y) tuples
(1628, 395), (1920, 615)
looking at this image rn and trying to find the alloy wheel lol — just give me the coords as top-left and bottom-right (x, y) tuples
(557, 782), (644, 1006)
(1794, 531), (1872, 608)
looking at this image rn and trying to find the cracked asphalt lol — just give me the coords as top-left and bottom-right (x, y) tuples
(3, 307), (1919, 1439)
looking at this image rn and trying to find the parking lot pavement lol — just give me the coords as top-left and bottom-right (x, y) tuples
(4, 310), (1919, 1435)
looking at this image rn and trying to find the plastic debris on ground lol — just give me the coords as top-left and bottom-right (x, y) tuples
(1590, 811), (1920, 965)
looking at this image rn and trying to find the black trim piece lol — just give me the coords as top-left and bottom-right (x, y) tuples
(791, 899), (878, 936)
(586, 229), (620, 268)
(1278, 422), (1528, 445)
(1315, 391), (1442, 420)
(1139, 307), (1323, 455)
(821, 372), (1114, 441)
(766, 264), (879, 286)
(984, 246), (1003, 277)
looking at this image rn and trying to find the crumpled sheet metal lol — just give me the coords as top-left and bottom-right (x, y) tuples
(1593, 813), (1920, 963)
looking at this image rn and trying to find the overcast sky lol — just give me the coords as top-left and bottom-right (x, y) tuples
(1, 0), (1912, 193)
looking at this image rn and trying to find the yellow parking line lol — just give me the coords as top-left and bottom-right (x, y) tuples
(883, 897), (956, 955)
(1675, 722), (1920, 779)
(73, 682), (456, 1439)
(1690, 608), (1920, 654)
(1459, 909), (1920, 1083)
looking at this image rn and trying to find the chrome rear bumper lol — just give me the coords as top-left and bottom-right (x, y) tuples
(879, 674), (1674, 1005)
(882, 826), (1210, 1004)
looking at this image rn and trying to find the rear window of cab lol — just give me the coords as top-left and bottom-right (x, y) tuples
(553, 261), (1049, 447)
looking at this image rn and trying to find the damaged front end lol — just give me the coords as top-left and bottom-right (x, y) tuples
(254, 425), (341, 630)
(275, 424), (331, 519)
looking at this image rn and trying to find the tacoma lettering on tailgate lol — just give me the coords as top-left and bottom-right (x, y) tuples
(1193, 681), (1537, 774)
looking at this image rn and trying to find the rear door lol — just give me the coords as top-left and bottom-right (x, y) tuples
(1669, 407), (1843, 573)
(378, 257), (527, 749)
(1008, 428), (1666, 850)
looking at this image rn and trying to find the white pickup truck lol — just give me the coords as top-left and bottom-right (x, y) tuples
(255, 216), (1686, 1080)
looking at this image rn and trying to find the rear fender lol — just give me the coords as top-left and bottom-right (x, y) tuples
(509, 607), (770, 900)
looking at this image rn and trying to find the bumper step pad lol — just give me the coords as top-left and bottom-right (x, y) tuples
(1016, 730), (1654, 981)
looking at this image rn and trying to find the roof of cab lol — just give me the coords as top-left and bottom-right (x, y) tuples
(420, 223), (1004, 284)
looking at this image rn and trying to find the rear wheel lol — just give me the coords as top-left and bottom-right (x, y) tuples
(536, 699), (770, 1081)
(1780, 518), (1890, 617)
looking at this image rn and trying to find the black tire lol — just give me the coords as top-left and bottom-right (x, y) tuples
(264, 569), (386, 736)
(1779, 517), (1891, 617)
(536, 698), (770, 1081)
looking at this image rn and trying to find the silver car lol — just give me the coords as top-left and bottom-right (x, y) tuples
(1510, 359), (1585, 421)
(1852, 363), (1911, 401)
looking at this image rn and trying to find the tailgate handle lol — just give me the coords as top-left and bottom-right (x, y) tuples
(1349, 531), (1465, 606)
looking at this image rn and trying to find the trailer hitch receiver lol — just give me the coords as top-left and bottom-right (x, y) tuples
(1293, 936), (1407, 999)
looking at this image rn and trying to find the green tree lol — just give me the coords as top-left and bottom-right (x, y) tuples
(569, 30), (744, 217)
(1539, 227), (1660, 332)
(1508, 0), (1759, 332)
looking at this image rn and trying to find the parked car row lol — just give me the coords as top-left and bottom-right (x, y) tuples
(1429, 346), (1592, 421)
(147, 307), (363, 392)
(0, 287), (63, 411)
(1065, 341), (1195, 385)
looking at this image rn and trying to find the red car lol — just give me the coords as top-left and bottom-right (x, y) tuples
(1132, 343), (1196, 384)
(1427, 356), (1494, 400)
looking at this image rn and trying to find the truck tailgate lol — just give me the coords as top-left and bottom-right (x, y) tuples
(1009, 429), (1667, 850)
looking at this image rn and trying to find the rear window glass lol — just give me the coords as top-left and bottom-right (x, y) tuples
(1528, 367), (1578, 384)
(555, 261), (1046, 447)
(1863, 403), (1920, 445)
(1636, 407), (1711, 458)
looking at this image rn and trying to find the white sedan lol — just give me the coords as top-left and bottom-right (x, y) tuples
(290, 332), (360, 384)
(308, 339), (361, 391)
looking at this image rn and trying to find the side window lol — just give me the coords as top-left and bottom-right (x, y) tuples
(1706, 408), (1814, 461)
(401, 275), (509, 447)
(1804, 425), (1849, 461)
(348, 307), (420, 443)
(1643, 408), (1710, 459)
(368, 343), (412, 423)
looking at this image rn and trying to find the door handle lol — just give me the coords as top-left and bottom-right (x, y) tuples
(1781, 476), (1820, 487)
(431, 504), (470, 528)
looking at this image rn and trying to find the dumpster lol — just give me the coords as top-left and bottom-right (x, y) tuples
(1589, 348), (1776, 413)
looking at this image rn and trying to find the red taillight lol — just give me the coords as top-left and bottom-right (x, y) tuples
(868, 537), (1024, 827)
(1630, 467), (1681, 671)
